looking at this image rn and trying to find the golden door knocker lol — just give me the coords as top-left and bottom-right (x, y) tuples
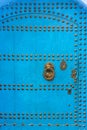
(43, 62), (55, 81)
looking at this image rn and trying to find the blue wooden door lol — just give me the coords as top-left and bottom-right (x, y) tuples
(0, 0), (87, 130)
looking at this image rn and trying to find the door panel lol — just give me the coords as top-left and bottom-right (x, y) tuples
(0, 0), (87, 130)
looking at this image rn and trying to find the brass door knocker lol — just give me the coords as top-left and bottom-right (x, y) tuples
(43, 62), (55, 81)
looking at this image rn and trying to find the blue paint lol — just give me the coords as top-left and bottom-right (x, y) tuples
(0, 0), (87, 130)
